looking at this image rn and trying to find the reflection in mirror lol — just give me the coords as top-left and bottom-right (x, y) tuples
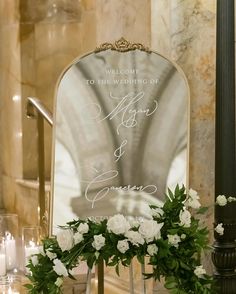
(51, 48), (189, 234)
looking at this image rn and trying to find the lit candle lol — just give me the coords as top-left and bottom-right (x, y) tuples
(25, 241), (39, 271)
(5, 233), (16, 271)
(0, 253), (6, 276)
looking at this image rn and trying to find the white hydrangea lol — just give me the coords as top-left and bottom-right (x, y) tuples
(31, 255), (39, 266)
(194, 265), (206, 278)
(92, 234), (105, 251)
(56, 229), (74, 252)
(216, 195), (227, 206)
(46, 249), (57, 260)
(55, 277), (63, 287)
(167, 234), (181, 248)
(117, 239), (129, 253)
(74, 232), (84, 245)
(53, 259), (68, 277)
(147, 244), (158, 256)
(77, 223), (89, 234)
(138, 220), (164, 242)
(215, 223), (224, 235)
(179, 209), (191, 228)
(107, 214), (130, 235)
(125, 231), (145, 246)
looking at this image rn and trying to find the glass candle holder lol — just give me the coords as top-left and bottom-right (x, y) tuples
(0, 214), (19, 273)
(22, 226), (41, 273)
(0, 241), (6, 277)
(0, 275), (21, 293)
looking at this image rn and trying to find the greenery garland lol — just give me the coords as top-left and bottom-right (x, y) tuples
(25, 186), (214, 293)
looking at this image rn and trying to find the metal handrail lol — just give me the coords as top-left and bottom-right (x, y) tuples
(26, 97), (53, 235)
(27, 97), (53, 126)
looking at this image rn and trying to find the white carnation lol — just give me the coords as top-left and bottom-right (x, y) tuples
(46, 249), (57, 260)
(150, 208), (164, 218)
(77, 223), (89, 234)
(74, 232), (84, 244)
(179, 209), (191, 228)
(53, 259), (68, 277)
(167, 234), (181, 248)
(31, 255), (39, 266)
(107, 214), (130, 235)
(55, 277), (63, 287)
(125, 231), (144, 246)
(215, 223), (224, 236)
(147, 244), (158, 256)
(92, 234), (105, 251)
(216, 195), (227, 206)
(57, 229), (74, 252)
(139, 220), (164, 242)
(117, 240), (129, 253)
(194, 265), (206, 278)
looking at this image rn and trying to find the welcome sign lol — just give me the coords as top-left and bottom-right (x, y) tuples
(51, 39), (188, 232)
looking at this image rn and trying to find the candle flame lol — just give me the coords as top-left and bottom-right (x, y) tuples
(29, 240), (35, 247)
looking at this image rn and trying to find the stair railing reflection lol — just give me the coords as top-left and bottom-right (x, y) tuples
(26, 97), (53, 235)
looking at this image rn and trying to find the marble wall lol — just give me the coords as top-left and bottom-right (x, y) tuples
(152, 0), (216, 232)
(0, 0), (23, 211)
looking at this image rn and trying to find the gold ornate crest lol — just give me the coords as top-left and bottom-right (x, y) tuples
(95, 37), (150, 53)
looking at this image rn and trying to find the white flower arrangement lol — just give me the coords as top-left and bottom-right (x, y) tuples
(25, 186), (213, 294)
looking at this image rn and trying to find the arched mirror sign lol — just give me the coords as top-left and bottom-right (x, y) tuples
(50, 38), (189, 234)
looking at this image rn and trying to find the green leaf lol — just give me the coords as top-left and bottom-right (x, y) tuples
(197, 207), (209, 214)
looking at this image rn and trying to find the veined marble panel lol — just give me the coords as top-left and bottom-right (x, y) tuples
(151, 0), (216, 279)
(96, 0), (151, 46)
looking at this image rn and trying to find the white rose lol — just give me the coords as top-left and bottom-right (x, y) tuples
(185, 189), (201, 209)
(185, 198), (201, 209)
(129, 219), (140, 228)
(125, 231), (144, 246)
(188, 188), (199, 199)
(74, 232), (84, 244)
(55, 277), (63, 287)
(167, 234), (181, 248)
(139, 220), (164, 242)
(181, 234), (186, 239)
(92, 234), (105, 251)
(46, 249), (57, 260)
(53, 259), (68, 277)
(215, 223), (224, 235)
(107, 214), (130, 235)
(117, 239), (129, 253)
(179, 210), (191, 228)
(147, 244), (158, 256)
(194, 265), (206, 278)
(31, 255), (39, 266)
(57, 229), (74, 252)
(216, 195), (227, 206)
(228, 196), (236, 203)
(150, 208), (164, 218)
(77, 223), (89, 234)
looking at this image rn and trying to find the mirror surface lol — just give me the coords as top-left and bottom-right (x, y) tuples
(51, 47), (189, 233)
